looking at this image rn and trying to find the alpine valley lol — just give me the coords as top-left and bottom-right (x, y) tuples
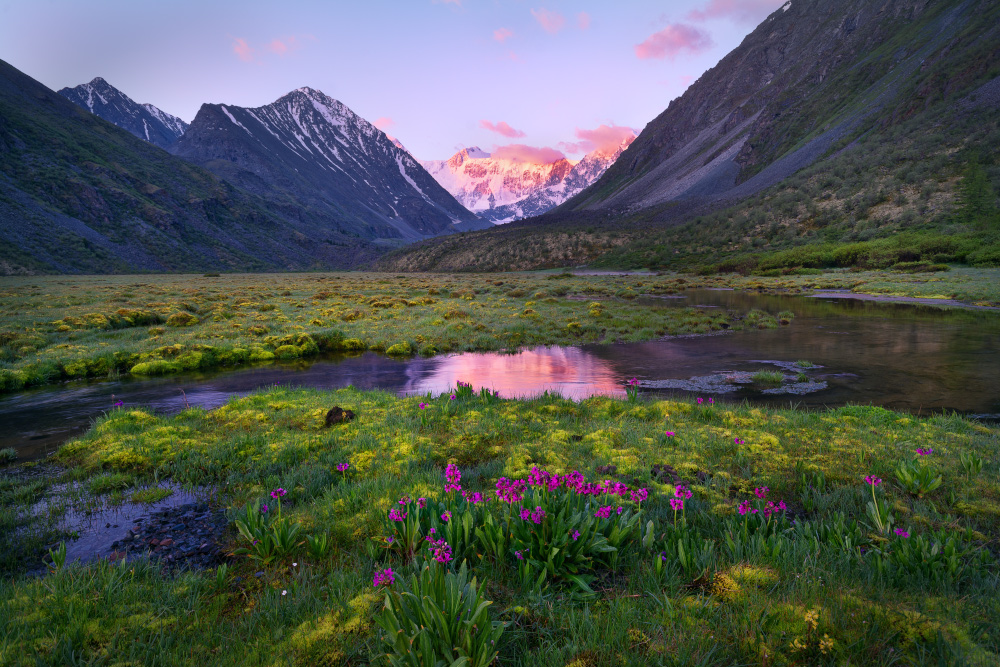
(380, 0), (1000, 273)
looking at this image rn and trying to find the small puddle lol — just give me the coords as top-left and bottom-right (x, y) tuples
(30, 482), (215, 567)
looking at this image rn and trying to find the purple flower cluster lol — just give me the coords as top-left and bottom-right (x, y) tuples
(441, 510), (451, 522)
(260, 504), (269, 514)
(270, 488), (287, 500)
(627, 377), (640, 387)
(505, 466), (651, 507)
(519, 506), (546, 524)
(669, 498), (684, 511)
(594, 506), (613, 519)
(336, 462), (350, 472)
(496, 477), (528, 503)
(916, 448), (933, 456)
(373, 568), (395, 587)
(429, 538), (453, 563)
(462, 490), (489, 504)
(417, 497), (427, 508)
(894, 528), (910, 538)
(571, 530), (581, 541)
(864, 475), (882, 487)
(445, 464), (462, 493)
(762, 500), (787, 519)
(738, 484), (787, 518)
(389, 507), (408, 522)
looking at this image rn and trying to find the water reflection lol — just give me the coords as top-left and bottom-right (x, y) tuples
(404, 347), (625, 400)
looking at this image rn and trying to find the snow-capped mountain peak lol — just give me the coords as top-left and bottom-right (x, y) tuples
(421, 132), (637, 223)
(169, 87), (489, 241)
(58, 77), (188, 149)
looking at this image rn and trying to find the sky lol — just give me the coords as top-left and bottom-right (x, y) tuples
(0, 0), (786, 162)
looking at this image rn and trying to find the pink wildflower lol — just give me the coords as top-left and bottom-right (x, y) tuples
(373, 568), (395, 587)
(594, 506), (613, 519)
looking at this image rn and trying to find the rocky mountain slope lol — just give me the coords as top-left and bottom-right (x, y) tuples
(421, 135), (634, 223)
(58, 77), (188, 149)
(170, 88), (489, 240)
(379, 0), (1000, 272)
(0, 60), (417, 274)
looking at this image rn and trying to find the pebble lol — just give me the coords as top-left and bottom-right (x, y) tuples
(107, 501), (227, 572)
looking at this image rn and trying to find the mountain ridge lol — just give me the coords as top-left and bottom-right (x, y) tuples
(170, 87), (490, 241)
(58, 77), (189, 149)
(0, 60), (435, 274)
(421, 134), (635, 223)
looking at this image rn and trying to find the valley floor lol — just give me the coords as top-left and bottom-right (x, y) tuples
(2, 267), (997, 395)
(0, 387), (998, 665)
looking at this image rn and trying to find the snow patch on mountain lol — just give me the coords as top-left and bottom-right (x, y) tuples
(421, 134), (636, 223)
(58, 77), (188, 149)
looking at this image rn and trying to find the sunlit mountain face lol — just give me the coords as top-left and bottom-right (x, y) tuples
(421, 133), (636, 223)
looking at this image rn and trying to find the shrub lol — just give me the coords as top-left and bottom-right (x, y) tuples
(0, 448), (16, 465)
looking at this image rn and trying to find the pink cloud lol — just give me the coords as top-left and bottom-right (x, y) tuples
(531, 8), (566, 34)
(373, 117), (395, 131)
(493, 27), (513, 43)
(232, 37), (254, 62)
(634, 24), (713, 60)
(267, 35), (313, 56)
(559, 124), (637, 155)
(577, 12), (591, 30)
(480, 120), (526, 138)
(687, 0), (784, 23)
(680, 74), (695, 88)
(492, 144), (566, 164)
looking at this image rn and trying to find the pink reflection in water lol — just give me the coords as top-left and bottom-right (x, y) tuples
(405, 346), (626, 400)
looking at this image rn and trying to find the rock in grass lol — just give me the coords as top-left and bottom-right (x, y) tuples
(324, 406), (356, 427)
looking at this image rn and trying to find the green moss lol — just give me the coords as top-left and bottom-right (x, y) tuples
(130, 360), (182, 375)
(249, 347), (275, 362)
(385, 341), (413, 356)
(342, 338), (365, 351)
(166, 312), (199, 327)
(274, 345), (302, 360)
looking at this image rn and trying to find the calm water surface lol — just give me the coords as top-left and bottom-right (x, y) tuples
(2, 290), (998, 461)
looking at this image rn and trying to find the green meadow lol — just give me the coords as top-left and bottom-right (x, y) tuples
(1, 386), (998, 665)
(2, 268), (998, 395)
